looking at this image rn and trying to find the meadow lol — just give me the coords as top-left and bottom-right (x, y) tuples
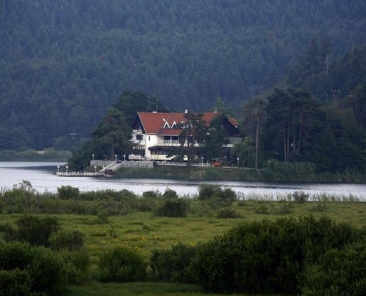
(2, 182), (366, 295)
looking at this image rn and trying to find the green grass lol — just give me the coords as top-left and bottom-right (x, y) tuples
(3, 199), (366, 295)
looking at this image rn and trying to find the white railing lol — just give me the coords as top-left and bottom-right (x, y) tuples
(157, 140), (180, 146)
(155, 162), (211, 167)
(56, 171), (103, 177)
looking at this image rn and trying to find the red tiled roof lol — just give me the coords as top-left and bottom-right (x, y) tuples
(228, 117), (239, 127)
(137, 112), (221, 134)
(137, 112), (242, 136)
(158, 128), (182, 136)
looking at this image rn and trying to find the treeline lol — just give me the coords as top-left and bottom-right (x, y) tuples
(240, 42), (366, 173)
(0, 0), (365, 150)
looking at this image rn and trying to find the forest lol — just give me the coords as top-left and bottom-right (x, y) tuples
(0, 0), (366, 154)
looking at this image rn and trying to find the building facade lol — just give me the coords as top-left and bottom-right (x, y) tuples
(129, 111), (240, 161)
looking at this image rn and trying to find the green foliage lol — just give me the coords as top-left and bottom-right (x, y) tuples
(98, 246), (147, 282)
(48, 229), (85, 251)
(162, 188), (178, 199)
(0, 242), (68, 295)
(301, 239), (366, 296)
(142, 190), (161, 198)
(57, 185), (80, 200)
(293, 191), (310, 203)
(13, 215), (60, 247)
(262, 159), (317, 181)
(216, 207), (242, 219)
(59, 249), (90, 284)
(91, 107), (132, 160)
(190, 216), (363, 294)
(0, 268), (31, 296)
(150, 243), (197, 283)
(197, 184), (237, 210)
(197, 184), (236, 202)
(1, 1), (365, 152)
(154, 199), (189, 218)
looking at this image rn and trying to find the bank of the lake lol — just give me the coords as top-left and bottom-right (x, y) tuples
(111, 163), (366, 184)
(113, 165), (261, 182)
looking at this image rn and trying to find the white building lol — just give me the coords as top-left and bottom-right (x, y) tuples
(129, 111), (240, 161)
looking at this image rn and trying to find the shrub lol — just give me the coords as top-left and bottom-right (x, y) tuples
(293, 191), (309, 203)
(0, 242), (68, 295)
(197, 184), (221, 200)
(254, 204), (271, 214)
(150, 243), (197, 283)
(0, 222), (18, 242)
(275, 201), (293, 215)
(57, 185), (80, 200)
(142, 190), (161, 198)
(28, 246), (68, 295)
(197, 184), (236, 205)
(0, 268), (31, 296)
(163, 188), (179, 199)
(98, 246), (147, 282)
(301, 239), (366, 296)
(59, 249), (90, 284)
(154, 199), (189, 217)
(48, 229), (85, 251)
(190, 216), (363, 294)
(309, 203), (328, 212)
(5, 216), (60, 247)
(0, 241), (33, 270)
(216, 208), (242, 219)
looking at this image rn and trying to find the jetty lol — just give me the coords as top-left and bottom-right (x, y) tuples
(56, 159), (154, 177)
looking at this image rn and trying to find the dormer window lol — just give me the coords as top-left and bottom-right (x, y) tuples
(163, 120), (170, 129)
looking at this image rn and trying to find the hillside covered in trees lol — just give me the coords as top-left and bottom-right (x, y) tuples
(0, 0), (366, 152)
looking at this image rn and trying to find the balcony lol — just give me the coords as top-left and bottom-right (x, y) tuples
(157, 140), (181, 146)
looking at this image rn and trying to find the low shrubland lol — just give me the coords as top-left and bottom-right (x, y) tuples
(2, 182), (366, 295)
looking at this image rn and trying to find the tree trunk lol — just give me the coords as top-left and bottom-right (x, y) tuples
(110, 142), (115, 161)
(255, 119), (259, 169)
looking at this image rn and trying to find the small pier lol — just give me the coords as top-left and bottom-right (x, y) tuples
(56, 171), (103, 177)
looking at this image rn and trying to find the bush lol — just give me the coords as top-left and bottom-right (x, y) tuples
(154, 199), (189, 217)
(0, 222), (18, 242)
(7, 215), (61, 247)
(197, 184), (237, 210)
(142, 190), (161, 198)
(150, 243), (197, 283)
(0, 268), (31, 296)
(190, 216), (363, 294)
(293, 191), (309, 203)
(98, 246), (147, 282)
(48, 229), (85, 251)
(59, 249), (90, 284)
(197, 184), (221, 200)
(216, 208), (242, 219)
(57, 185), (80, 200)
(0, 242), (68, 295)
(302, 239), (366, 296)
(163, 188), (179, 199)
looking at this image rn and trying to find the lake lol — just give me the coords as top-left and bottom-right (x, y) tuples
(1, 162), (366, 200)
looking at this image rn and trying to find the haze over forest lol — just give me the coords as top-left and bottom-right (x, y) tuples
(0, 0), (366, 151)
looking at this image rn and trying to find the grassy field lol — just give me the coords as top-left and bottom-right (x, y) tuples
(3, 199), (366, 295)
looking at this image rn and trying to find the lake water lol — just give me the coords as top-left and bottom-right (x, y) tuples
(1, 162), (366, 200)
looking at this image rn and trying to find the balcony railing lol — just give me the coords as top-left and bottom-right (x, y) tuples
(157, 140), (181, 146)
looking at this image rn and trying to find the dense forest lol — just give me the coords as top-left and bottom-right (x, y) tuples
(0, 0), (366, 151)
